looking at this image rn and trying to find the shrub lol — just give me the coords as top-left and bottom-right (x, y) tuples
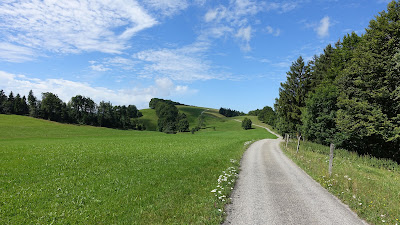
(242, 117), (252, 130)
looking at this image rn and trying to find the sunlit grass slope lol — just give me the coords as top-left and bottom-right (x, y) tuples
(139, 105), (213, 131)
(0, 114), (275, 224)
(176, 105), (206, 127)
(137, 108), (158, 131)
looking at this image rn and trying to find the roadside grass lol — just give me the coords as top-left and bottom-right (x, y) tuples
(0, 114), (274, 224)
(282, 140), (400, 224)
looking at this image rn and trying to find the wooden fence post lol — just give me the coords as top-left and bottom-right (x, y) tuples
(285, 134), (289, 149)
(296, 135), (301, 153)
(329, 143), (335, 176)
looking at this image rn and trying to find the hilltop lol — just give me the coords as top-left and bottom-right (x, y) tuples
(138, 105), (227, 131)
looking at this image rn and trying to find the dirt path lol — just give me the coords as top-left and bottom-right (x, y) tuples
(224, 122), (367, 224)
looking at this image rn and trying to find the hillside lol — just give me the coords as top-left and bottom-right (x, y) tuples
(137, 108), (158, 131)
(0, 114), (276, 224)
(138, 105), (224, 131)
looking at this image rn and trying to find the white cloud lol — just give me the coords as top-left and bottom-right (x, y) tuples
(143, 0), (188, 16)
(89, 57), (136, 72)
(0, 0), (157, 59)
(202, 0), (296, 51)
(89, 64), (111, 72)
(153, 77), (196, 96)
(266, 26), (281, 36)
(201, 0), (260, 45)
(134, 42), (222, 81)
(205, 9), (219, 22)
(0, 71), (195, 109)
(236, 26), (252, 42)
(203, 0), (260, 26)
(0, 42), (36, 62)
(236, 26), (252, 51)
(316, 16), (331, 38)
(265, 2), (299, 13)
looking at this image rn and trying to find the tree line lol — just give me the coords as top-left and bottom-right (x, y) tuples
(219, 107), (245, 117)
(0, 90), (145, 130)
(150, 98), (189, 133)
(248, 106), (276, 126)
(273, 1), (400, 162)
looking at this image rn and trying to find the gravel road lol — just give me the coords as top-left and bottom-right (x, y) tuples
(223, 126), (367, 225)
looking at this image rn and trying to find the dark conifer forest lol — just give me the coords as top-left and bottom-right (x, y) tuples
(273, 1), (400, 162)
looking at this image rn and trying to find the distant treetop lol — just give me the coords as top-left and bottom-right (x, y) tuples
(219, 107), (245, 117)
(149, 98), (184, 109)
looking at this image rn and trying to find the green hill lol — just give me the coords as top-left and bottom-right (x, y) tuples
(138, 108), (158, 131)
(139, 105), (225, 131)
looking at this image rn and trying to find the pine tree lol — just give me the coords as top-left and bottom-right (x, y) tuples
(336, 1), (400, 160)
(275, 56), (312, 135)
(13, 94), (23, 115)
(5, 91), (15, 114)
(0, 90), (7, 114)
(28, 90), (38, 117)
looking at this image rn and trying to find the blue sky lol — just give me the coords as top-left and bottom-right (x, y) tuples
(0, 0), (391, 112)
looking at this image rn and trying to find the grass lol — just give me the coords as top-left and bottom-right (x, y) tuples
(137, 108), (158, 131)
(139, 106), (208, 131)
(232, 116), (279, 134)
(203, 108), (225, 119)
(0, 114), (275, 224)
(282, 140), (400, 224)
(176, 105), (206, 128)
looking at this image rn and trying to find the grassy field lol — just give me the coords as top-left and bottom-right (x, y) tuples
(0, 114), (276, 224)
(283, 140), (400, 224)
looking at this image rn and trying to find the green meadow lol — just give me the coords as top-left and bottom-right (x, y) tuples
(0, 113), (275, 224)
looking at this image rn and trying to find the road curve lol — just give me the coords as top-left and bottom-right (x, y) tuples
(223, 133), (367, 224)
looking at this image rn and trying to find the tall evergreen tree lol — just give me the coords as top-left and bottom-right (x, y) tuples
(21, 96), (29, 115)
(275, 56), (312, 135)
(13, 94), (23, 115)
(28, 90), (38, 117)
(5, 91), (15, 114)
(0, 90), (7, 114)
(336, 1), (400, 160)
(301, 34), (361, 144)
